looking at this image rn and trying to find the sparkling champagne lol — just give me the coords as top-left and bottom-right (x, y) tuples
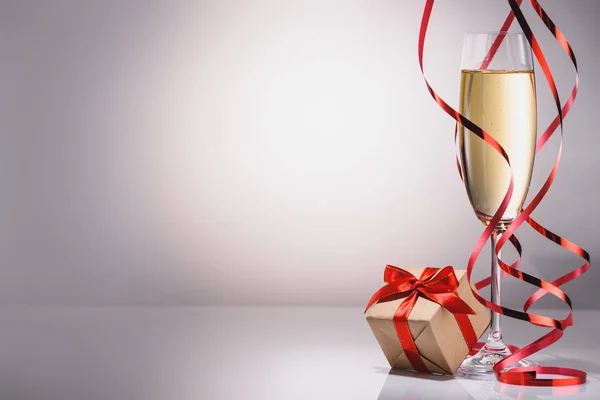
(458, 70), (537, 230)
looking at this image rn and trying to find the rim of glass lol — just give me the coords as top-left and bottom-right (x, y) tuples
(465, 31), (525, 36)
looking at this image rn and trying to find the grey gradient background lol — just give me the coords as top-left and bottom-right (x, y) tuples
(0, 0), (597, 308)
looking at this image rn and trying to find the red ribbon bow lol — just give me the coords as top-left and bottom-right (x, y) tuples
(365, 266), (477, 372)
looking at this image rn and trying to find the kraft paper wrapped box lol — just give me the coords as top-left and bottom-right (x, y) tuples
(365, 266), (490, 375)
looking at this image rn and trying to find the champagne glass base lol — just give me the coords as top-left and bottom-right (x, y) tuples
(456, 345), (538, 379)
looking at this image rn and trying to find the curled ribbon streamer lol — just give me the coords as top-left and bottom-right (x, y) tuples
(419, 0), (590, 386)
(365, 266), (477, 373)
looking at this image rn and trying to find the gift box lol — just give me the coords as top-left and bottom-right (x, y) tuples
(365, 266), (489, 375)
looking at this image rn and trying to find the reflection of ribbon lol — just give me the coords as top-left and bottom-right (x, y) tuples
(418, 0), (590, 387)
(365, 266), (477, 372)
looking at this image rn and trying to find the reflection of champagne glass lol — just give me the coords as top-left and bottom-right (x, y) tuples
(457, 32), (538, 375)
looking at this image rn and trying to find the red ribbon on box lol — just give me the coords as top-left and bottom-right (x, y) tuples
(365, 265), (478, 372)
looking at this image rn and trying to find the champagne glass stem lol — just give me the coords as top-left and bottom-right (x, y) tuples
(486, 231), (505, 350)
(457, 228), (538, 375)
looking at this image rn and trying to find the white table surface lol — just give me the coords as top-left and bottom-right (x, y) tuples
(0, 307), (596, 399)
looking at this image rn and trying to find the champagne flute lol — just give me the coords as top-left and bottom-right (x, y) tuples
(457, 31), (538, 375)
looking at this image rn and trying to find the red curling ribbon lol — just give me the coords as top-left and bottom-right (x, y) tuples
(418, 0), (590, 387)
(365, 266), (478, 373)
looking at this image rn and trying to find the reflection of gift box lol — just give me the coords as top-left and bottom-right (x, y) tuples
(377, 370), (469, 400)
(365, 266), (489, 375)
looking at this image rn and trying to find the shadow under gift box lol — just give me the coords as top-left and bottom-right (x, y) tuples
(365, 267), (490, 375)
